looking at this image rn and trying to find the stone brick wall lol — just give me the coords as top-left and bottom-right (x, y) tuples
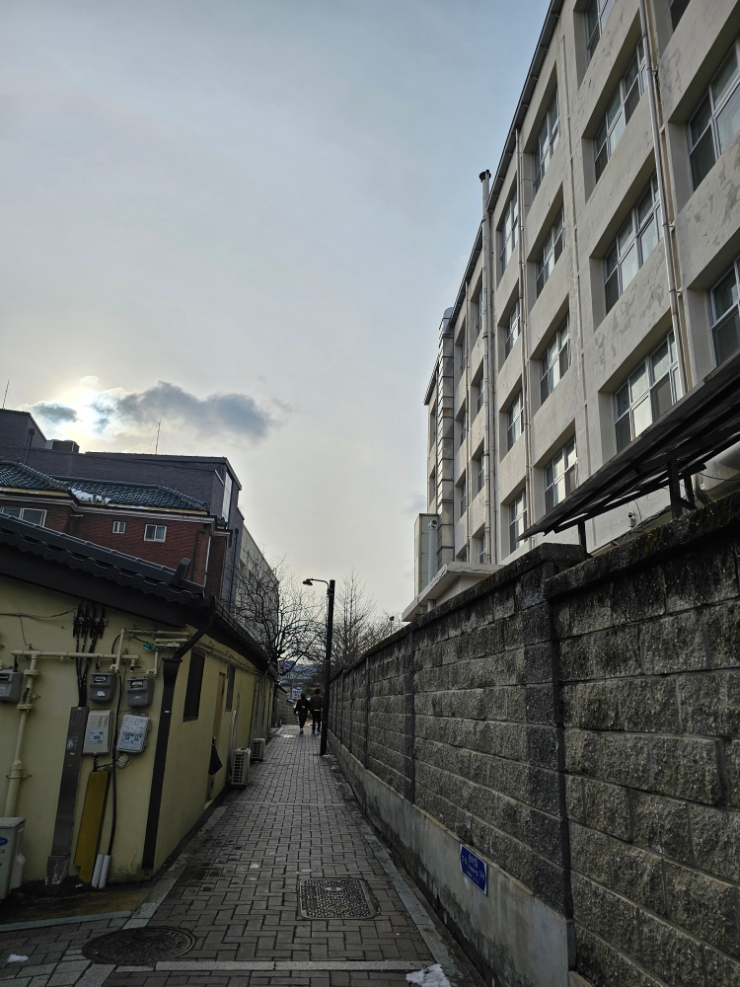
(329, 495), (740, 987)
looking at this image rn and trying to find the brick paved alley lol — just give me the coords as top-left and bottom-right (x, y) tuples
(1, 726), (476, 987)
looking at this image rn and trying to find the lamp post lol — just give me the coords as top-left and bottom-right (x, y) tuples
(303, 577), (335, 756)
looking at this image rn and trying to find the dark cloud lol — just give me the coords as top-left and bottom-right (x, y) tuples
(92, 381), (274, 441)
(29, 402), (78, 423)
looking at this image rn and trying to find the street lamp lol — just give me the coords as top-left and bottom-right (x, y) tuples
(303, 577), (335, 756)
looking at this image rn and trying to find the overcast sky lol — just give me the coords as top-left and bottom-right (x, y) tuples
(0, 0), (546, 615)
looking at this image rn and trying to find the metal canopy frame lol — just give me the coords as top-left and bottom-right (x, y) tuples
(521, 348), (740, 544)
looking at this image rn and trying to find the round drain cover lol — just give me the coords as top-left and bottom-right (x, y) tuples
(83, 927), (195, 964)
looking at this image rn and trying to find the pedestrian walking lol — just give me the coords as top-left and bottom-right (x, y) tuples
(310, 688), (323, 735)
(295, 692), (311, 733)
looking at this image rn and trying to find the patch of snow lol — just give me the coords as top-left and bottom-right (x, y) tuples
(406, 965), (452, 986)
(71, 488), (96, 502)
(8, 955), (29, 963)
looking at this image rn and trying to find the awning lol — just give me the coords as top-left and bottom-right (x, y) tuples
(522, 348), (740, 539)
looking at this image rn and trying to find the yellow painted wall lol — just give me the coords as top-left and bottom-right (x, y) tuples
(0, 574), (272, 885)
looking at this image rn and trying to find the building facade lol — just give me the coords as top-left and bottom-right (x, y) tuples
(406, 0), (740, 618)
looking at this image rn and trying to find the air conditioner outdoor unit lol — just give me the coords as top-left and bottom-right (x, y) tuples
(251, 738), (265, 762)
(230, 748), (251, 787)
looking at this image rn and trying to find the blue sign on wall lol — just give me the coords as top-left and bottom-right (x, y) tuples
(460, 844), (487, 894)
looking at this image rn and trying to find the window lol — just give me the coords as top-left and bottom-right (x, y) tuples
(533, 93), (560, 195)
(540, 317), (571, 403)
(604, 178), (662, 313)
(429, 406), (437, 449)
(586, 0), (615, 63)
(509, 491), (527, 554)
(474, 293), (483, 338)
(594, 41), (648, 182)
(500, 190), (519, 274)
(614, 332), (682, 452)
(221, 472), (233, 521)
(475, 380), (484, 417)
(183, 651), (205, 721)
(459, 477), (467, 517)
(144, 524), (167, 542)
(507, 392), (524, 450)
(1, 506), (46, 526)
(476, 455), (485, 494)
(112, 520), (126, 534)
(458, 408), (467, 446)
(669, 0), (691, 30)
(688, 40), (740, 189)
(474, 535), (487, 565)
(225, 665), (235, 712)
(536, 211), (564, 296)
(709, 258), (740, 364)
(428, 468), (437, 506)
(457, 327), (467, 380)
(504, 300), (521, 357)
(545, 439), (577, 511)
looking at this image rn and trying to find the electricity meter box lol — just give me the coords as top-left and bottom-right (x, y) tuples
(0, 817), (24, 901)
(83, 710), (113, 754)
(0, 671), (23, 704)
(89, 672), (117, 703)
(117, 714), (150, 753)
(126, 676), (155, 708)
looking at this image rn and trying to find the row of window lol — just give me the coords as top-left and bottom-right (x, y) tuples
(506, 434), (578, 554)
(0, 507), (168, 543)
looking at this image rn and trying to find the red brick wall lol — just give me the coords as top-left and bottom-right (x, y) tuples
(0, 499), (71, 532)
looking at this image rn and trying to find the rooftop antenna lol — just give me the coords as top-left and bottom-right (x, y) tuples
(2, 380), (9, 409)
(155, 420), (161, 454)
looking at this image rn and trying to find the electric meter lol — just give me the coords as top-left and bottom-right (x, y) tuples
(89, 672), (117, 703)
(116, 714), (150, 754)
(126, 676), (155, 708)
(83, 710), (113, 754)
(0, 671), (23, 703)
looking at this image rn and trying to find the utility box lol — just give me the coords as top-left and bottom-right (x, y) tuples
(126, 676), (154, 708)
(117, 714), (150, 753)
(89, 673), (117, 704)
(0, 818), (24, 900)
(83, 711), (113, 754)
(0, 671), (23, 704)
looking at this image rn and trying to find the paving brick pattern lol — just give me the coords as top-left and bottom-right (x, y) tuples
(1, 726), (435, 987)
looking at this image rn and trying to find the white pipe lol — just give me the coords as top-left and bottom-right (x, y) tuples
(91, 853), (105, 889)
(480, 169), (497, 564)
(98, 854), (111, 889)
(9, 651), (119, 660)
(4, 655), (38, 816)
(515, 128), (536, 550)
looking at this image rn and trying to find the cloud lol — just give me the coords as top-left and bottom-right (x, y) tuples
(79, 375), (99, 387)
(91, 380), (274, 441)
(28, 401), (78, 423)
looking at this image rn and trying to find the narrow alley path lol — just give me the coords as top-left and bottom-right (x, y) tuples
(2, 726), (473, 987)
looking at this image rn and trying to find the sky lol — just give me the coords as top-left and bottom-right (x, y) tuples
(0, 0), (547, 615)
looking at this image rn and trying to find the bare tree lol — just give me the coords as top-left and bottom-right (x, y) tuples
(331, 571), (386, 670)
(231, 556), (324, 673)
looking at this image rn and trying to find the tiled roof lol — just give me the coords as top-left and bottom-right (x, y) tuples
(57, 477), (208, 512)
(0, 462), (68, 493)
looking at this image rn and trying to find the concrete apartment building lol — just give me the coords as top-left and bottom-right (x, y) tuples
(406, 0), (740, 618)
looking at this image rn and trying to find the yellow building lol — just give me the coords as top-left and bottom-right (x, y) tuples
(0, 513), (274, 887)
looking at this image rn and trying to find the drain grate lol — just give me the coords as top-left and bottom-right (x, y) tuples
(83, 927), (195, 964)
(298, 878), (376, 919)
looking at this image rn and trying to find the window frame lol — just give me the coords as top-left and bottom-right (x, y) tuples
(709, 256), (740, 365)
(545, 438), (577, 512)
(458, 407), (467, 447)
(533, 92), (560, 196)
(457, 325), (467, 381)
(1, 506), (47, 526)
(604, 177), (662, 314)
(475, 454), (485, 495)
(536, 210), (565, 297)
(688, 38), (740, 190)
(613, 332), (682, 452)
(586, 0), (615, 63)
(144, 523), (167, 543)
(112, 520), (126, 534)
(499, 190), (519, 275)
(504, 300), (521, 358)
(508, 490), (527, 555)
(459, 476), (467, 517)
(506, 392), (524, 451)
(540, 316), (571, 404)
(594, 40), (648, 182)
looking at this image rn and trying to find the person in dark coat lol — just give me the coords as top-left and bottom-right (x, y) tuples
(295, 693), (311, 733)
(310, 689), (323, 735)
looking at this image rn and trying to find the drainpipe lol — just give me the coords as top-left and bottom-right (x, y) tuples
(638, 0), (690, 392)
(142, 607), (215, 872)
(515, 129), (536, 549)
(479, 169), (497, 564)
(4, 656), (39, 816)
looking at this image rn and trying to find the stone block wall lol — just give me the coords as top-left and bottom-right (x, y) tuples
(329, 495), (740, 987)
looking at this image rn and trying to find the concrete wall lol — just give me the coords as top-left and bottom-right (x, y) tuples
(0, 576), (271, 884)
(330, 493), (740, 987)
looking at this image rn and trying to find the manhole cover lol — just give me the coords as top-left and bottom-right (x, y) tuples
(298, 878), (376, 919)
(83, 927), (195, 964)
